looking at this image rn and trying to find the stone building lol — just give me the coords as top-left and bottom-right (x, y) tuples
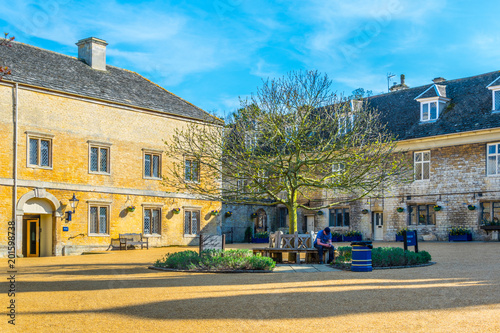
(0, 38), (221, 257)
(312, 72), (500, 241)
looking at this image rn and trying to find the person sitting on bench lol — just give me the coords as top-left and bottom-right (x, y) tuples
(314, 227), (335, 264)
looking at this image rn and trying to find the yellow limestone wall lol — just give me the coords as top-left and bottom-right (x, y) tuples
(0, 84), (221, 256)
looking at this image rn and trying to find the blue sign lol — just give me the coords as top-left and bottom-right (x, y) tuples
(405, 231), (416, 246)
(63, 226), (69, 232)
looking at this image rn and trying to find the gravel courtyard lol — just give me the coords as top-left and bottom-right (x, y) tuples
(2, 241), (499, 332)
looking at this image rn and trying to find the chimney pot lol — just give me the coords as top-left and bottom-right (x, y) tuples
(433, 77), (446, 83)
(400, 74), (405, 85)
(76, 37), (108, 71)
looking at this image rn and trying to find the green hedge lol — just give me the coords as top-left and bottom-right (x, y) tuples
(333, 246), (431, 268)
(154, 249), (276, 271)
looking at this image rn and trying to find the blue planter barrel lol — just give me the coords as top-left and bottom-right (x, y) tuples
(351, 241), (373, 272)
(396, 235), (404, 242)
(448, 234), (472, 242)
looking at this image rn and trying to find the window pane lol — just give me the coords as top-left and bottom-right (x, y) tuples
(422, 104), (429, 120)
(152, 209), (160, 234)
(493, 202), (500, 220)
(191, 211), (199, 234)
(488, 145), (496, 155)
(99, 207), (107, 234)
(415, 163), (422, 180)
(430, 102), (437, 119)
(90, 147), (98, 171)
(423, 162), (430, 179)
(428, 207), (436, 225)
(192, 161), (199, 181)
(415, 152), (422, 162)
(423, 152), (430, 161)
(144, 154), (151, 177)
(41, 140), (50, 166)
(152, 155), (159, 178)
(144, 209), (151, 234)
(184, 211), (191, 234)
(487, 156), (497, 175)
(344, 209), (350, 226)
(29, 138), (38, 165)
(100, 148), (108, 173)
(418, 206), (426, 225)
(481, 202), (491, 222)
(90, 207), (98, 233)
(409, 206), (416, 225)
(329, 210), (335, 227)
(185, 160), (191, 181)
(495, 91), (500, 110)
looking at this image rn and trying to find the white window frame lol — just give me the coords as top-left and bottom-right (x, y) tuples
(329, 207), (350, 227)
(332, 163), (345, 173)
(414, 151), (431, 181)
(486, 78), (500, 112)
(184, 157), (200, 183)
(183, 207), (201, 237)
(88, 141), (111, 175)
(87, 200), (111, 236)
(338, 114), (355, 135)
(143, 149), (162, 180)
(487, 142), (500, 176)
(142, 203), (162, 236)
(26, 131), (54, 169)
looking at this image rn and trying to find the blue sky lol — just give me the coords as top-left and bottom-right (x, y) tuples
(2, 0), (500, 117)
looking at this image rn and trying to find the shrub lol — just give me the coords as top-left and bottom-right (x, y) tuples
(254, 231), (269, 239)
(154, 249), (275, 271)
(331, 232), (342, 238)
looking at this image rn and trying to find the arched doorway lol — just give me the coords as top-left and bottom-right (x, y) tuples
(17, 189), (61, 257)
(255, 209), (267, 234)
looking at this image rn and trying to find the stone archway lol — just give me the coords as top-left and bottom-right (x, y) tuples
(16, 188), (61, 256)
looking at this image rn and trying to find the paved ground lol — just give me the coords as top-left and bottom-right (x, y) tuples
(1, 241), (499, 332)
(274, 264), (342, 273)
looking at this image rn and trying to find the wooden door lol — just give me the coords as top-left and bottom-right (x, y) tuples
(372, 212), (384, 241)
(27, 219), (40, 257)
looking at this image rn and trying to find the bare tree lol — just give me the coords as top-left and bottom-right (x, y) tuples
(0, 33), (15, 81)
(164, 70), (409, 234)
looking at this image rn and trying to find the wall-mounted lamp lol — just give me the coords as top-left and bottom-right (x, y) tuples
(65, 193), (79, 221)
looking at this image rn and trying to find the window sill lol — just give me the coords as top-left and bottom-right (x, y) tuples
(28, 165), (53, 170)
(89, 171), (111, 176)
(144, 176), (162, 180)
(413, 179), (430, 182)
(88, 233), (110, 237)
(184, 234), (199, 238)
(144, 234), (161, 238)
(419, 119), (438, 124)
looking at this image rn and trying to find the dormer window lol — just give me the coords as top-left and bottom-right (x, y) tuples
(486, 77), (500, 112)
(414, 84), (450, 122)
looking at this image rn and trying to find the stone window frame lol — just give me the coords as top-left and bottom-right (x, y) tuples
(183, 206), (201, 237)
(414, 151), (431, 181)
(486, 142), (500, 176)
(87, 200), (112, 236)
(142, 203), (163, 237)
(486, 78), (500, 112)
(142, 148), (162, 180)
(329, 207), (350, 227)
(407, 204), (436, 226)
(26, 131), (54, 170)
(88, 140), (112, 175)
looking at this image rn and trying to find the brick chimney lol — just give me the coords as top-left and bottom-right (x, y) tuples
(76, 37), (108, 71)
(400, 74), (405, 85)
(433, 77), (446, 83)
(389, 74), (409, 92)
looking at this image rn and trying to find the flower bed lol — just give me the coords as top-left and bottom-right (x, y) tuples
(252, 232), (269, 243)
(448, 227), (472, 241)
(154, 249), (275, 271)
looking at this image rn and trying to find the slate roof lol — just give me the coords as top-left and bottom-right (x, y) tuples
(366, 71), (500, 140)
(0, 41), (213, 122)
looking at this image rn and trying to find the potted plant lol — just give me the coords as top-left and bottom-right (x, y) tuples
(317, 210), (324, 216)
(343, 230), (362, 242)
(448, 227), (472, 242)
(479, 218), (500, 233)
(127, 205), (135, 212)
(467, 205), (476, 211)
(225, 211), (233, 217)
(172, 208), (180, 214)
(250, 212), (258, 219)
(252, 231), (269, 243)
(395, 228), (415, 241)
(210, 209), (220, 216)
(361, 209), (369, 214)
(331, 231), (343, 242)
(396, 207), (404, 213)
(433, 205), (442, 211)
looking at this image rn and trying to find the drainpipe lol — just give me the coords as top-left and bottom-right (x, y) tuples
(12, 82), (18, 257)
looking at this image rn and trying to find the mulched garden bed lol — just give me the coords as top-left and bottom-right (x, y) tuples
(148, 266), (274, 273)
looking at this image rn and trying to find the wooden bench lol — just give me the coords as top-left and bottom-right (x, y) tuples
(118, 233), (149, 250)
(253, 231), (334, 264)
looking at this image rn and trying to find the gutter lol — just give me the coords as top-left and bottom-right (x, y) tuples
(12, 83), (18, 257)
